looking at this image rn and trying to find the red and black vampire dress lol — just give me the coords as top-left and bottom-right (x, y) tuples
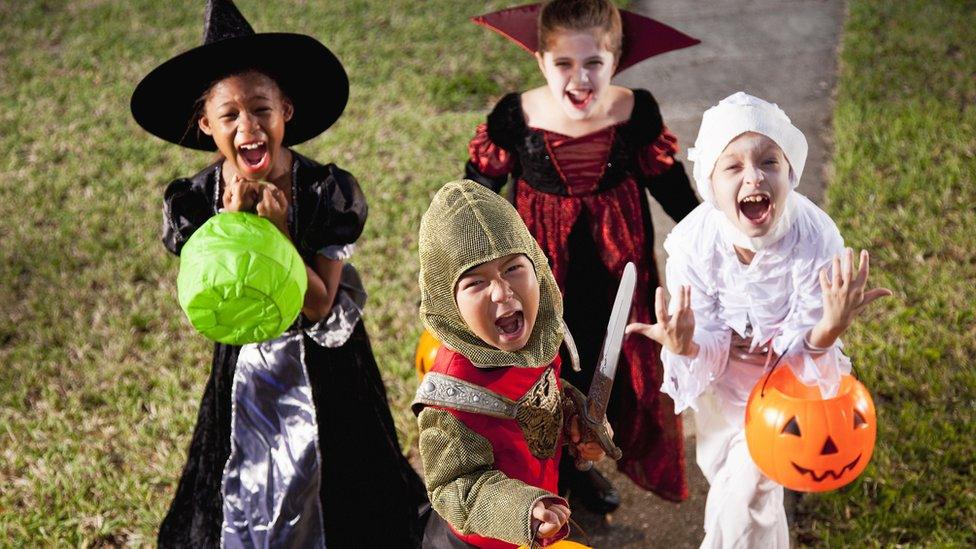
(465, 89), (699, 501)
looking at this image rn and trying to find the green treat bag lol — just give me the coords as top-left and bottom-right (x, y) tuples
(177, 212), (308, 345)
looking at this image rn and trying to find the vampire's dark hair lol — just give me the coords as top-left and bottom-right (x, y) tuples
(538, 0), (623, 59)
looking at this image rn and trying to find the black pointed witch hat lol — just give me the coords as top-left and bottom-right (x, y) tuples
(131, 0), (348, 151)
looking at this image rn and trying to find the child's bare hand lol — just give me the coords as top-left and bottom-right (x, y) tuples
(531, 500), (570, 539)
(625, 286), (698, 357)
(222, 174), (260, 212)
(256, 184), (289, 234)
(817, 249), (892, 337)
(568, 414), (611, 462)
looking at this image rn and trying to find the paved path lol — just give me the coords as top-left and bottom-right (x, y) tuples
(565, 1), (846, 547)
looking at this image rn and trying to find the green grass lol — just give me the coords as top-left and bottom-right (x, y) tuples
(0, 0), (538, 544)
(2, 0), (972, 546)
(794, 0), (976, 545)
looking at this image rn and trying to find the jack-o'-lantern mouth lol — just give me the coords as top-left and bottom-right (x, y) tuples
(791, 454), (862, 482)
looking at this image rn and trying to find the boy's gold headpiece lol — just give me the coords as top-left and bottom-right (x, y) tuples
(419, 180), (563, 368)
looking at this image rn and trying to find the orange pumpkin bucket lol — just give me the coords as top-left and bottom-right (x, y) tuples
(744, 361), (876, 492)
(518, 540), (591, 549)
(414, 328), (442, 379)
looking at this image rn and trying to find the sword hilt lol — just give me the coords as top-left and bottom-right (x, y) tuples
(564, 385), (622, 471)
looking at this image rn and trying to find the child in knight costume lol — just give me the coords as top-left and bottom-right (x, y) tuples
(626, 92), (891, 547)
(413, 180), (610, 549)
(130, 1), (426, 546)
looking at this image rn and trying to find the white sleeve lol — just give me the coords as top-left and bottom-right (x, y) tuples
(772, 222), (851, 398)
(660, 251), (731, 414)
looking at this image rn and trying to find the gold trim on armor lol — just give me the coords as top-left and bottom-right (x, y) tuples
(514, 367), (563, 459)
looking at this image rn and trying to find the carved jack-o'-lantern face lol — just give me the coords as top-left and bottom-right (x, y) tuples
(745, 365), (876, 492)
(415, 328), (442, 379)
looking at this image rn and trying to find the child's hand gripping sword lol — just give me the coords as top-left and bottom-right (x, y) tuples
(565, 262), (636, 471)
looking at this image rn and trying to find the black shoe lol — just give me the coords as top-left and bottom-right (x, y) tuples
(561, 466), (621, 514)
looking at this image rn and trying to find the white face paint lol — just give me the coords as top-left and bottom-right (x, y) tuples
(710, 132), (792, 239)
(535, 28), (617, 121)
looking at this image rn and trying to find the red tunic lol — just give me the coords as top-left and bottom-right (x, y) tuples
(431, 347), (567, 549)
(465, 90), (699, 501)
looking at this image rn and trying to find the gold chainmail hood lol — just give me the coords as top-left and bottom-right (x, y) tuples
(419, 180), (563, 368)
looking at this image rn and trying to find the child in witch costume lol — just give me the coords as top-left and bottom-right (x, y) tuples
(466, 0), (700, 509)
(130, 1), (426, 546)
(626, 92), (892, 546)
(413, 180), (611, 548)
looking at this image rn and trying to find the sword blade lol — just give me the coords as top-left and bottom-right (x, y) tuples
(585, 262), (637, 422)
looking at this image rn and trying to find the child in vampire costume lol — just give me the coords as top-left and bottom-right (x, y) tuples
(130, 1), (426, 546)
(465, 0), (700, 507)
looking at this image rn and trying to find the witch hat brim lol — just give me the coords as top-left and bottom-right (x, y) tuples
(131, 9), (347, 151)
(472, 3), (700, 74)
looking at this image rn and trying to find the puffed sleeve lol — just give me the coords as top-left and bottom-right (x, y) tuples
(639, 125), (700, 223)
(465, 122), (515, 193)
(298, 164), (368, 257)
(464, 93), (523, 193)
(773, 210), (851, 398)
(659, 246), (733, 413)
(638, 125), (678, 177)
(417, 407), (569, 546)
(161, 178), (213, 256)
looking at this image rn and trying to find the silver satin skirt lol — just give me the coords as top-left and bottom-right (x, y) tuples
(219, 265), (367, 548)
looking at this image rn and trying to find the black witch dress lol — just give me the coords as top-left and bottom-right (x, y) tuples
(157, 151), (427, 548)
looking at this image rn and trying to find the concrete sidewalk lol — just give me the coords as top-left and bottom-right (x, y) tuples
(565, 1), (846, 547)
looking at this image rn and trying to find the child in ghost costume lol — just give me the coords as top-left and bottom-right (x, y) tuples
(626, 92), (891, 547)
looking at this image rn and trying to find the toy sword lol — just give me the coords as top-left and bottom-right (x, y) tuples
(566, 262), (636, 470)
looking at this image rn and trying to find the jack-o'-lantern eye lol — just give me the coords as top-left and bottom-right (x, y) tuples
(853, 410), (867, 428)
(782, 416), (801, 436)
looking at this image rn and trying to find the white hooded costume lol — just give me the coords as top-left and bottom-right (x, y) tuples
(662, 93), (851, 548)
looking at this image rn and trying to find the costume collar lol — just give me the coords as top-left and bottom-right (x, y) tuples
(716, 191), (798, 253)
(472, 3), (699, 74)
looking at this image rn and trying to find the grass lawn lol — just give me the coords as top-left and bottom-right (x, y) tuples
(794, 0), (976, 545)
(1, 0), (972, 546)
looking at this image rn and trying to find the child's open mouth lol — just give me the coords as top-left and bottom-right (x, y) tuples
(739, 193), (772, 225)
(566, 89), (593, 110)
(495, 310), (525, 341)
(237, 141), (269, 173)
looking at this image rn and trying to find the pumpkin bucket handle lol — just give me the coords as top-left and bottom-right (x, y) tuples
(758, 336), (862, 398)
(758, 342), (788, 398)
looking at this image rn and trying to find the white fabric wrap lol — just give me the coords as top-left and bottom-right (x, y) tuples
(659, 195), (852, 422)
(687, 91), (808, 204)
(694, 393), (789, 548)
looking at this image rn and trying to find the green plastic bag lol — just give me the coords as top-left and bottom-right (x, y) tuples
(177, 212), (308, 345)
